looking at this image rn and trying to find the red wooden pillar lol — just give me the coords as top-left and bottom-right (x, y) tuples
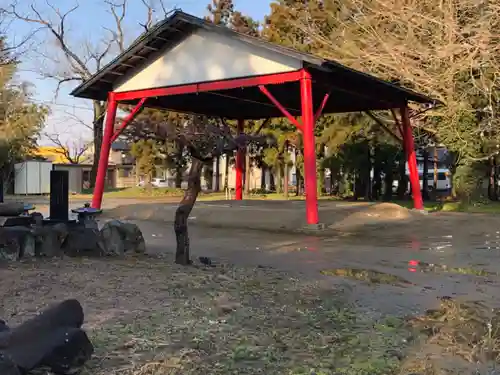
(300, 70), (319, 224)
(91, 92), (118, 209)
(401, 105), (424, 210)
(235, 118), (245, 200)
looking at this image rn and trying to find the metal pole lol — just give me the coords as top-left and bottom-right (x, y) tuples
(401, 105), (424, 210)
(92, 93), (118, 209)
(300, 70), (319, 225)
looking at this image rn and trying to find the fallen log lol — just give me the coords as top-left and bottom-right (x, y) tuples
(0, 299), (91, 373)
(0, 203), (26, 217)
(0, 353), (21, 375)
(40, 327), (93, 374)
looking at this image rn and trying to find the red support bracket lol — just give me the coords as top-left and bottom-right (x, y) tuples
(92, 92), (118, 209)
(314, 90), (331, 122)
(111, 98), (147, 143)
(114, 70), (304, 102)
(258, 85), (304, 132)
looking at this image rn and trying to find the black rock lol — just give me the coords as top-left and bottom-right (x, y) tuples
(199, 256), (212, 266)
(41, 327), (94, 374)
(0, 320), (10, 333)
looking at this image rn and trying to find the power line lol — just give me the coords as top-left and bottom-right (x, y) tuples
(30, 98), (94, 112)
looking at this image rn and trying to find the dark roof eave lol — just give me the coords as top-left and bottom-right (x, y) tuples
(71, 10), (440, 107)
(70, 11), (327, 99)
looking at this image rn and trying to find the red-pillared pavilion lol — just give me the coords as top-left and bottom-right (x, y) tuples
(71, 11), (436, 226)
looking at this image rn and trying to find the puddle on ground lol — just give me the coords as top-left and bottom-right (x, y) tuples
(320, 268), (412, 286)
(412, 261), (494, 276)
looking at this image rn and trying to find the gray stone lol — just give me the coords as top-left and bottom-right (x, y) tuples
(33, 223), (68, 257)
(301, 223), (326, 231)
(0, 203), (26, 217)
(100, 220), (146, 256)
(64, 227), (105, 257)
(0, 227), (36, 261)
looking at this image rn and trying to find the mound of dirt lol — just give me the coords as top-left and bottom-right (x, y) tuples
(329, 203), (415, 230)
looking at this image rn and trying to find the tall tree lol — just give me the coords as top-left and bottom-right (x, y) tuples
(123, 108), (190, 188)
(6, 0), (170, 187)
(43, 132), (89, 164)
(205, 0), (261, 194)
(292, 0), (500, 179)
(132, 116), (270, 265)
(130, 139), (161, 186)
(0, 36), (48, 183)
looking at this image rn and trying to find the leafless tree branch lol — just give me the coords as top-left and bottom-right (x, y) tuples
(104, 0), (126, 53)
(139, 0), (154, 32)
(7, 2), (92, 79)
(44, 132), (90, 164)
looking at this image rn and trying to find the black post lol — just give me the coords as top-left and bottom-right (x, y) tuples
(49, 170), (69, 222)
(0, 178), (4, 203)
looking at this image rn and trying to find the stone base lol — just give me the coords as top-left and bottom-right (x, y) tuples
(301, 223), (326, 231)
(100, 220), (146, 256)
(0, 214), (147, 262)
(0, 227), (36, 260)
(412, 209), (428, 215)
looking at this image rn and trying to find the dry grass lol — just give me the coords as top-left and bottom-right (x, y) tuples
(403, 298), (500, 375)
(0, 256), (411, 375)
(5, 258), (500, 374)
(320, 268), (413, 286)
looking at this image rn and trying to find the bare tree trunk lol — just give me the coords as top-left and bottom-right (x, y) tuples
(134, 160), (140, 185)
(261, 165), (266, 190)
(295, 149), (302, 196)
(214, 156), (220, 191)
(422, 148), (430, 200)
(284, 162), (289, 199)
(383, 167), (393, 201)
(433, 147), (438, 190)
(488, 156), (498, 201)
(174, 158), (203, 265)
(174, 143), (184, 188)
(224, 153), (229, 193)
(364, 143), (372, 200)
(495, 158), (498, 200)
(244, 149), (251, 194)
(90, 101), (105, 188)
(276, 167), (282, 194)
(397, 152), (407, 200)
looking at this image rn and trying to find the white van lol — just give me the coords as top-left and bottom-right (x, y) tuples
(393, 166), (451, 192)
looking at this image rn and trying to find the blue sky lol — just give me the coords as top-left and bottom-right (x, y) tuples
(11, 0), (271, 145)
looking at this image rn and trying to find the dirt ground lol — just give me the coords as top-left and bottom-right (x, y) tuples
(4, 200), (500, 374)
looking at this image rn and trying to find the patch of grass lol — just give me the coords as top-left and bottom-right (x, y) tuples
(320, 268), (412, 286)
(396, 199), (500, 214)
(403, 298), (500, 374)
(74, 187), (226, 200)
(415, 262), (492, 277)
(0, 257), (415, 375)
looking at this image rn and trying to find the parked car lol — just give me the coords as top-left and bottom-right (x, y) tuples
(137, 178), (170, 188)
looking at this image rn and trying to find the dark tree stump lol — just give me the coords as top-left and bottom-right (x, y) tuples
(174, 159), (203, 265)
(40, 327), (93, 374)
(0, 227), (36, 261)
(0, 299), (85, 372)
(0, 203), (26, 217)
(0, 353), (21, 375)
